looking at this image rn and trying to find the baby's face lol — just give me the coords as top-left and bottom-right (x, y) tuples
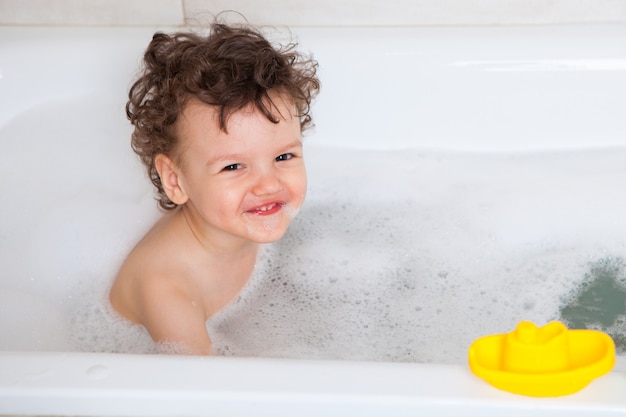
(173, 94), (307, 245)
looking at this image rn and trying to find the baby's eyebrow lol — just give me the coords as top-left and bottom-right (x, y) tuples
(206, 153), (246, 167)
(278, 139), (303, 152)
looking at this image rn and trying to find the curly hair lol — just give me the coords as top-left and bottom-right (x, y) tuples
(126, 23), (320, 210)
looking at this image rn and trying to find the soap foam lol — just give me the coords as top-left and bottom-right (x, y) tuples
(203, 147), (626, 363)
(2, 96), (626, 363)
(69, 275), (156, 354)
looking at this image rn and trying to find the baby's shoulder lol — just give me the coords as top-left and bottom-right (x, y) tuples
(110, 212), (207, 323)
(119, 214), (197, 285)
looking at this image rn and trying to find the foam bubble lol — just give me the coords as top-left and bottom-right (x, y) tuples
(68, 274), (156, 354)
(206, 147), (626, 363)
(155, 340), (196, 355)
(245, 203), (302, 240)
(3, 95), (626, 362)
(282, 202), (301, 220)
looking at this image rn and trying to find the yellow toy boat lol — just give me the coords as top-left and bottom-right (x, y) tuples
(468, 321), (615, 397)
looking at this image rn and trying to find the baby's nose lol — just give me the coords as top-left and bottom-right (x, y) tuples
(251, 168), (282, 195)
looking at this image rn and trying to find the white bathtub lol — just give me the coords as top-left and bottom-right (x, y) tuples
(2, 23), (626, 416)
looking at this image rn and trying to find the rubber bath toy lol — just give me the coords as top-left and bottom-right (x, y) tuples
(468, 321), (615, 397)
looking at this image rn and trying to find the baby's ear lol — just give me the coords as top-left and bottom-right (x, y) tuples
(155, 154), (189, 205)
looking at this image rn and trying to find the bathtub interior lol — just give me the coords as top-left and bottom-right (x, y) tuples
(1, 24), (626, 368)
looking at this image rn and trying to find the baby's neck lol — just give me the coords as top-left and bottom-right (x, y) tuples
(200, 243), (259, 319)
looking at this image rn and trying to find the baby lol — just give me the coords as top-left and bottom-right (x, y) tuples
(109, 22), (320, 354)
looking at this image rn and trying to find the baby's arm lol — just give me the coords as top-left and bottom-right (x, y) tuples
(134, 277), (213, 355)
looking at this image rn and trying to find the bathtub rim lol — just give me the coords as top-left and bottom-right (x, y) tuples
(1, 351), (626, 417)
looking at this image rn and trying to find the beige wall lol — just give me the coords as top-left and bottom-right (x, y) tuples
(1, 0), (626, 26)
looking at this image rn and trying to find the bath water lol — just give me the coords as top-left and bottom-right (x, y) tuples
(2, 96), (626, 363)
(203, 147), (626, 363)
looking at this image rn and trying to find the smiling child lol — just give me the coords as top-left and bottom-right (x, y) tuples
(109, 22), (320, 354)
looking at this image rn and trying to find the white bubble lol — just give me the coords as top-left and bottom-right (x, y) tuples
(4, 97), (626, 363)
(206, 147), (626, 363)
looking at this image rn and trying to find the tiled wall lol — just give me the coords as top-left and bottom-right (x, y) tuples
(1, 0), (626, 26)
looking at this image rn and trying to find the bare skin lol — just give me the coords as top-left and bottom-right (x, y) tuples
(110, 94), (307, 354)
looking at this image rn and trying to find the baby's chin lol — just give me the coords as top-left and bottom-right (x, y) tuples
(245, 204), (301, 242)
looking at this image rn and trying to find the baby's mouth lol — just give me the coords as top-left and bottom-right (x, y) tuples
(247, 202), (284, 216)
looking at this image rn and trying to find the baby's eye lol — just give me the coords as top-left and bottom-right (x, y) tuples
(276, 153), (294, 162)
(222, 163), (243, 172)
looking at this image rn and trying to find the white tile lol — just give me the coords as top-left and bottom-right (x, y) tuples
(0, 0), (185, 26)
(182, 0), (626, 26)
(2, 0), (625, 27)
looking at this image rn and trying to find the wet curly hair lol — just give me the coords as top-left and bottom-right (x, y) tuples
(126, 23), (320, 210)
